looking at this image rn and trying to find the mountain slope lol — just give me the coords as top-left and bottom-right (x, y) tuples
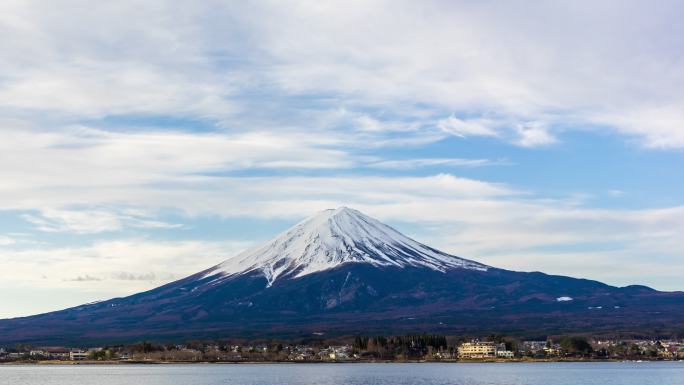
(1, 207), (683, 345)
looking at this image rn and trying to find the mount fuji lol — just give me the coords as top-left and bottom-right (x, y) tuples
(1, 207), (683, 344)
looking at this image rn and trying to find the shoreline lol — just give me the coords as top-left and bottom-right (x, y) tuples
(2, 359), (681, 366)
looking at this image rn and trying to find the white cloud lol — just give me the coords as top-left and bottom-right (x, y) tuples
(0, 126), (356, 205)
(436, 117), (558, 148)
(243, 0), (684, 148)
(21, 209), (181, 234)
(0, 239), (250, 290)
(370, 202), (684, 290)
(591, 106), (684, 149)
(0, 238), (252, 317)
(367, 158), (504, 169)
(0, 125), (521, 217)
(0, 1), (682, 147)
(437, 116), (499, 138)
(513, 123), (557, 147)
(0, 235), (16, 246)
(64, 275), (101, 282)
(0, 1), (238, 120)
(111, 272), (158, 281)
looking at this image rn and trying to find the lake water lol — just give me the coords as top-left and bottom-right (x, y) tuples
(1, 362), (683, 385)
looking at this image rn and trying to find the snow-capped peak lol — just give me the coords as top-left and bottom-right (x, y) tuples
(205, 207), (487, 286)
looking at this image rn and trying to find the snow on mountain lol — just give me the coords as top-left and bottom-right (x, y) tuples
(204, 207), (487, 286)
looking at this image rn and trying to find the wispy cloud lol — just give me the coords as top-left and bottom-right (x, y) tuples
(437, 116), (500, 139)
(0, 239), (250, 290)
(0, 1), (682, 147)
(21, 209), (181, 234)
(64, 275), (101, 282)
(0, 235), (16, 246)
(111, 272), (158, 281)
(367, 158), (507, 170)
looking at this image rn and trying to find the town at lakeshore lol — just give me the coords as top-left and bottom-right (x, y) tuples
(2, 335), (684, 363)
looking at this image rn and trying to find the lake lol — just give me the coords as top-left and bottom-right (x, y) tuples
(1, 362), (683, 385)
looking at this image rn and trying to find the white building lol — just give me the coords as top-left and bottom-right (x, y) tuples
(458, 341), (497, 358)
(458, 341), (515, 359)
(70, 350), (88, 360)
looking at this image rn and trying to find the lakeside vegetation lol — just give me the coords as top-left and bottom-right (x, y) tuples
(3, 334), (683, 364)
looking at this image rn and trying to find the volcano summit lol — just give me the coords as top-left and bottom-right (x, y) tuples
(204, 207), (487, 286)
(1, 207), (683, 344)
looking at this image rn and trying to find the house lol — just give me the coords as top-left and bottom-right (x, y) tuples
(326, 345), (352, 360)
(27, 347), (72, 360)
(656, 341), (684, 359)
(494, 343), (514, 358)
(520, 340), (562, 356)
(433, 350), (456, 359)
(45, 348), (71, 360)
(458, 341), (497, 359)
(30, 350), (46, 357)
(544, 346), (563, 356)
(70, 350), (88, 360)
(520, 341), (548, 354)
(328, 350), (350, 360)
(293, 352), (313, 361)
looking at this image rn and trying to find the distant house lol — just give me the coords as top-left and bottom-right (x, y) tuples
(293, 353), (313, 361)
(433, 350), (455, 359)
(458, 341), (515, 359)
(326, 345), (351, 360)
(544, 346), (563, 356)
(28, 347), (72, 360)
(328, 351), (350, 360)
(520, 341), (547, 354)
(458, 341), (497, 359)
(46, 348), (71, 360)
(70, 350), (88, 360)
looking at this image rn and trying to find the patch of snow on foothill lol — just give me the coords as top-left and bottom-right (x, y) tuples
(556, 296), (574, 302)
(204, 207), (488, 286)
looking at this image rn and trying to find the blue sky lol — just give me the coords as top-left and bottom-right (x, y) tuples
(0, 0), (683, 318)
